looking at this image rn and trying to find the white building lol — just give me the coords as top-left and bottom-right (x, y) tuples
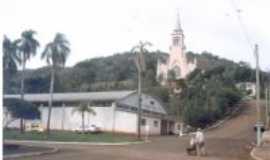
(4, 90), (177, 135)
(157, 13), (197, 85)
(236, 82), (256, 97)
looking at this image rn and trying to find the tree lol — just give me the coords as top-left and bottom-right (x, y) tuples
(16, 30), (39, 132)
(3, 98), (40, 131)
(72, 102), (96, 133)
(3, 36), (20, 93)
(16, 30), (40, 99)
(131, 41), (152, 139)
(41, 33), (70, 134)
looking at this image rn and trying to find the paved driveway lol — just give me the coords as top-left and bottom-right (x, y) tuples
(10, 101), (256, 160)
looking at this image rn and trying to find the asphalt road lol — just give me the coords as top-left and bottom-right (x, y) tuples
(10, 101), (257, 160)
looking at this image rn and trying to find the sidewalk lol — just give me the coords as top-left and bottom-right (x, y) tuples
(251, 144), (270, 160)
(251, 131), (270, 160)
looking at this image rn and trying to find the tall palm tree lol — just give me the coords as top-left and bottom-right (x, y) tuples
(15, 30), (39, 133)
(16, 30), (40, 100)
(72, 103), (96, 133)
(131, 41), (152, 139)
(41, 33), (70, 134)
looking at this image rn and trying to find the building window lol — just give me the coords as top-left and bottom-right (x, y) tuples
(154, 120), (159, 127)
(177, 124), (181, 130)
(141, 119), (146, 126)
(173, 38), (179, 46)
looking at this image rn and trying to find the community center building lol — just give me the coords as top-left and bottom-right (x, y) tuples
(4, 90), (180, 135)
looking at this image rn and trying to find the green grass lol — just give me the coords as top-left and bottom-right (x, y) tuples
(4, 129), (139, 143)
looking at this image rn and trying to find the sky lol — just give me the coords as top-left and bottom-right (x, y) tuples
(0, 0), (269, 71)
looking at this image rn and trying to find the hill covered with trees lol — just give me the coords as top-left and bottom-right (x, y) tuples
(6, 50), (265, 94)
(5, 50), (270, 128)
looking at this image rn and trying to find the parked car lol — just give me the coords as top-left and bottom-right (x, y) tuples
(74, 125), (102, 134)
(25, 122), (44, 133)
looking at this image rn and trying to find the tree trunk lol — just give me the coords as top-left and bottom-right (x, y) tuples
(20, 56), (25, 133)
(82, 112), (85, 134)
(20, 119), (24, 133)
(47, 68), (55, 135)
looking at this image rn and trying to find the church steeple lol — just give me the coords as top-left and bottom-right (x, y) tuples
(171, 10), (184, 48)
(175, 11), (182, 31)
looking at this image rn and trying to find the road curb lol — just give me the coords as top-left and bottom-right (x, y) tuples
(250, 148), (264, 160)
(5, 139), (147, 146)
(3, 146), (58, 159)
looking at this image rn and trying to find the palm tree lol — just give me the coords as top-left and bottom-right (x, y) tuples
(41, 33), (70, 134)
(131, 41), (152, 139)
(3, 36), (20, 92)
(16, 30), (40, 100)
(3, 35), (19, 72)
(72, 103), (96, 133)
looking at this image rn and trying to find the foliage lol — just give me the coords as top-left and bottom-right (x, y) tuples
(41, 33), (70, 134)
(72, 103), (96, 115)
(41, 33), (70, 68)
(16, 30), (40, 61)
(2, 36), (20, 93)
(4, 130), (138, 142)
(181, 66), (243, 128)
(4, 98), (40, 120)
(72, 103), (96, 133)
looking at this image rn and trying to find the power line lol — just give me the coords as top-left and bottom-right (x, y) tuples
(229, 0), (254, 51)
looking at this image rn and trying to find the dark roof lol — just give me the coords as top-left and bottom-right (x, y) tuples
(116, 93), (167, 114)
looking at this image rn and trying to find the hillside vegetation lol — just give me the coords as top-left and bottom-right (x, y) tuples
(7, 50), (265, 94)
(5, 50), (270, 128)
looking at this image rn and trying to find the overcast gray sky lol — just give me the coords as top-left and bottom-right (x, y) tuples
(0, 0), (269, 70)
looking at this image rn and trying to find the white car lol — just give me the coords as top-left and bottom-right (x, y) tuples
(74, 125), (101, 134)
(25, 122), (44, 133)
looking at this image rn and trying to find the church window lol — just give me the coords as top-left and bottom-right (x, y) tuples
(173, 38), (179, 46)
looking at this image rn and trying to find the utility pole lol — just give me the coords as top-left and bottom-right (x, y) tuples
(254, 44), (263, 147)
(266, 87), (269, 129)
(132, 41), (151, 140)
(137, 65), (142, 139)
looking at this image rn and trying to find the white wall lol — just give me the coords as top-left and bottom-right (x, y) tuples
(113, 111), (137, 134)
(40, 104), (115, 131)
(5, 104), (162, 135)
(140, 116), (161, 135)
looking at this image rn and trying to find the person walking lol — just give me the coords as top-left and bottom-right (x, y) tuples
(186, 134), (197, 155)
(195, 128), (206, 156)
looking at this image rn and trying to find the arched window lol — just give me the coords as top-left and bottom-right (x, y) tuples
(173, 38), (179, 46)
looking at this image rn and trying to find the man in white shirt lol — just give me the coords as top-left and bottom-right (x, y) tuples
(195, 128), (206, 156)
(186, 134), (197, 155)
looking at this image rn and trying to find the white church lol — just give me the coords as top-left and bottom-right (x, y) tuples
(157, 13), (197, 85)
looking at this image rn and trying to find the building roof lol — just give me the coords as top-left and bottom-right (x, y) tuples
(4, 90), (167, 115)
(116, 92), (167, 115)
(4, 90), (135, 102)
